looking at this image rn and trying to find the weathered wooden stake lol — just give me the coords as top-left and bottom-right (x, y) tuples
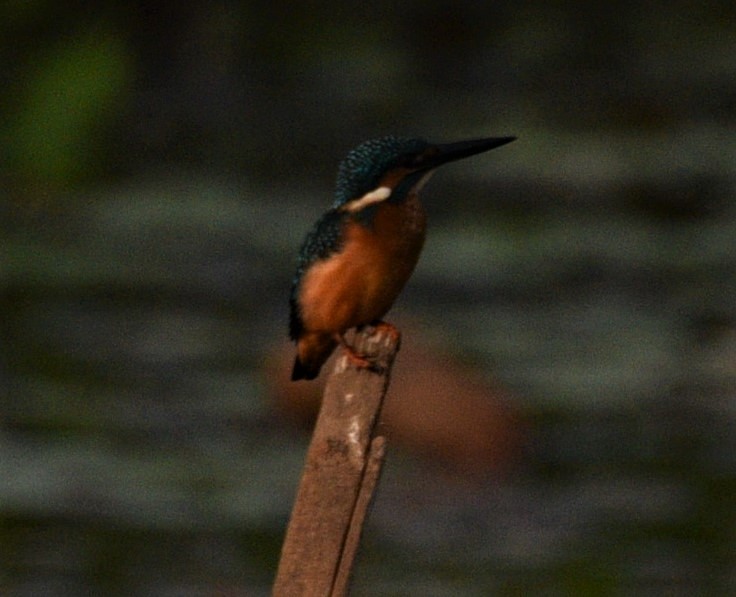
(273, 324), (401, 596)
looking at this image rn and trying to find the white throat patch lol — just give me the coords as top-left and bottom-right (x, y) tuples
(342, 186), (392, 212)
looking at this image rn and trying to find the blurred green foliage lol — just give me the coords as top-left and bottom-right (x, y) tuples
(2, 15), (131, 194)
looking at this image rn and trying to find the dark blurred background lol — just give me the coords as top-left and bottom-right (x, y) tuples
(2, 1), (736, 595)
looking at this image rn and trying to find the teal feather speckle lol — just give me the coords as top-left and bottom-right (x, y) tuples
(333, 136), (428, 208)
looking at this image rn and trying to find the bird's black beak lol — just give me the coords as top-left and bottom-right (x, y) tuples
(422, 136), (516, 170)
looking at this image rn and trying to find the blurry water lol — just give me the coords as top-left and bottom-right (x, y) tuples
(3, 1), (736, 594)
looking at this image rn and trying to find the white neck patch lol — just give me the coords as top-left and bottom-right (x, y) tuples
(341, 186), (392, 212)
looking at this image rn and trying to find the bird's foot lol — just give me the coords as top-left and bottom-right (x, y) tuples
(367, 320), (401, 344)
(336, 322), (400, 374)
(335, 335), (375, 370)
(341, 343), (375, 370)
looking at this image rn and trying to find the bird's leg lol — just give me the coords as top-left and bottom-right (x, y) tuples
(334, 321), (401, 373)
(334, 332), (373, 369)
(367, 320), (401, 344)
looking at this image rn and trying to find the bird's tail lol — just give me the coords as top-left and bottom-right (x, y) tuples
(291, 356), (320, 381)
(291, 333), (338, 381)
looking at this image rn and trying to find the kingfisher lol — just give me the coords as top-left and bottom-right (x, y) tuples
(289, 135), (515, 380)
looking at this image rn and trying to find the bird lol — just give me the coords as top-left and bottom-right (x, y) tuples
(289, 135), (515, 381)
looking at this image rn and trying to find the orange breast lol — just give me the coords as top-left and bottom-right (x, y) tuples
(298, 195), (426, 334)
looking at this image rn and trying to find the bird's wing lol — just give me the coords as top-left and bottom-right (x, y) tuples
(289, 209), (348, 340)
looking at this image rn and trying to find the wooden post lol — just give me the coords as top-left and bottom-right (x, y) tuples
(273, 324), (401, 597)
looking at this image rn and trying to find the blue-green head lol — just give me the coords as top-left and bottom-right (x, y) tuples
(333, 135), (516, 211)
